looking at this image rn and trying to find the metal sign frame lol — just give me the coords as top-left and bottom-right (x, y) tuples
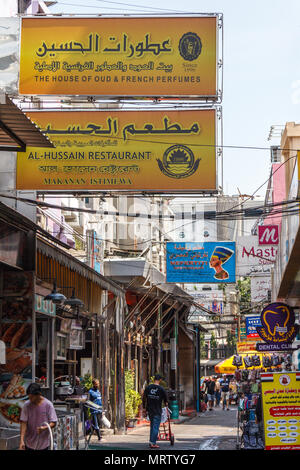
(16, 105), (222, 194)
(19, 13), (223, 101)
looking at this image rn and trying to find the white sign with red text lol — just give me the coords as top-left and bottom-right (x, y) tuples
(237, 236), (278, 276)
(258, 225), (279, 245)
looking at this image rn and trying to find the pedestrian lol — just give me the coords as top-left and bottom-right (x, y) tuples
(19, 382), (57, 450)
(205, 376), (216, 411)
(142, 374), (168, 449)
(88, 378), (103, 440)
(220, 374), (230, 410)
(215, 377), (221, 407)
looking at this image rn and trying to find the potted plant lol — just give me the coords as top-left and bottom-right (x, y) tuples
(125, 369), (142, 427)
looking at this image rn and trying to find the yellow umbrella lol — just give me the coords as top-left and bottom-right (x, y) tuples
(214, 353), (273, 374)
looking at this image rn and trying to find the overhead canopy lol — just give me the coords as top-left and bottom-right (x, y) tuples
(214, 353), (274, 374)
(0, 94), (54, 151)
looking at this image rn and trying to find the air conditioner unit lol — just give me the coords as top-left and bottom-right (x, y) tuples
(270, 146), (281, 163)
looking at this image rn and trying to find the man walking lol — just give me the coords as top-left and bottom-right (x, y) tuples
(205, 376), (216, 411)
(88, 378), (103, 441)
(143, 374), (168, 449)
(220, 374), (230, 410)
(19, 383), (57, 450)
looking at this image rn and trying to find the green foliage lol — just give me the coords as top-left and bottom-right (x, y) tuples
(237, 277), (251, 310)
(125, 369), (142, 421)
(199, 332), (207, 359)
(81, 373), (93, 392)
(210, 331), (218, 359)
(149, 374), (167, 389)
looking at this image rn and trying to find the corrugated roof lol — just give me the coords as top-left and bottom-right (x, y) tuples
(0, 94), (54, 151)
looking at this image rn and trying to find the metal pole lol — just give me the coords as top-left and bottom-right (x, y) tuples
(196, 326), (200, 413)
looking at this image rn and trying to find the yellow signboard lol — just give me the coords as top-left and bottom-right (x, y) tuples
(16, 109), (216, 192)
(237, 340), (263, 354)
(19, 16), (218, 97)
(261, 372), (300, 450)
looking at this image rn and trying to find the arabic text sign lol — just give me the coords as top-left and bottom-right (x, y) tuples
(251, 276), (271, 303)
(19, 17), (217, 97)
(16, 109), (216, 192)
(236, 236), (277, 277)
(166, 242), (236, 283)
(261, 372), (300, 450)
(257, 302), (299, 345)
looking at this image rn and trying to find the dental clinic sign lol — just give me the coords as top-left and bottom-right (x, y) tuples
(256, 302), (300, 352)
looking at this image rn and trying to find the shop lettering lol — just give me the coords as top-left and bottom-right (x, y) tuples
(242, 246), (277, 259)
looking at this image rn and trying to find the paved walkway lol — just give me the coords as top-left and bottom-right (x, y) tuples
(85, 405), (238, 451)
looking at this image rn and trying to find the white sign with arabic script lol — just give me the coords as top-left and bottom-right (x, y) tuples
(237, 236), (278, 277)
(251, 276), (271, 304)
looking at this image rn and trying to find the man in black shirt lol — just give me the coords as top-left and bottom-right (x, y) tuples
(205, 377), (216, 411)
(143, 374), (168, 449)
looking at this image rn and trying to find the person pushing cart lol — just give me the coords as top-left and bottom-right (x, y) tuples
(143, 374), (168, 449)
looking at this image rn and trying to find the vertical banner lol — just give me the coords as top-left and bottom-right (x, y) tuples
(170, 338), (177, 370)
(19, 16), (219, 98)
(261, 372), (300, 450)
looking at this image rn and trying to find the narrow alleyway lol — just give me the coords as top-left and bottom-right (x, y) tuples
(85, 405), (238, 451)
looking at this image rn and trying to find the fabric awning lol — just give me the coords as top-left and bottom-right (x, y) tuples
(37, 238), (124, 297)
(214, 353), (274, 374)
(0, 94), (54, 151)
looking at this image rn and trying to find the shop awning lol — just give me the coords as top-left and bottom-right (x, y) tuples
(214, 353), (273, 374)
(0, 94), (54, 151)
(37, 238), (124, 297)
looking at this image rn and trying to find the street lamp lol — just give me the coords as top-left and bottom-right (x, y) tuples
(44, 281), (67, 305)
(43, 280), (84, 311)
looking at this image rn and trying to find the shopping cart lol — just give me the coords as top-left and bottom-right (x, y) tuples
(157, 407), (175, 446)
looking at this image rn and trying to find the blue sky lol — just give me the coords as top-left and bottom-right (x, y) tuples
(48, 0), (300, 196)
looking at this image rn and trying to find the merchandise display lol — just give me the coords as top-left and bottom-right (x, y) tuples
(235, 352), (294, 450)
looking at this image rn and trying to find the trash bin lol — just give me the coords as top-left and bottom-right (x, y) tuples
(168, 400), (179, 419)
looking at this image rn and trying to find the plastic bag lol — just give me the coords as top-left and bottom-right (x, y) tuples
(101, 414), (111, 429)
(161, 407), (171, 423)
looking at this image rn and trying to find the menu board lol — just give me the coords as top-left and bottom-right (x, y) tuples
(261, 372), (300, 450)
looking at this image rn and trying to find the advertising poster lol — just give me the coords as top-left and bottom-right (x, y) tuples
(261, 372), (300, 450)
(19, 16), (218, 97)
(0, 272), (34, 428)
(17, 109), (216, 192)
(246, 315), (262, 339)
(166, 241), (235, 283)
(236, 236), (277, 277)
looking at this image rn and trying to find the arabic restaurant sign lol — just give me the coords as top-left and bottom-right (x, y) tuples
(166, 241), (236, 283)
(19, 16), (218, 98)
(16, 109), (216, 192)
